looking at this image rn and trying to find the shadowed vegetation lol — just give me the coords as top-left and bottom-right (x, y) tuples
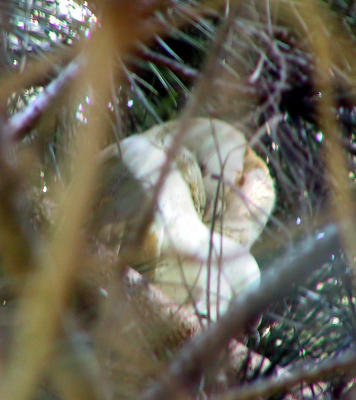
(0, 1), (355, 399)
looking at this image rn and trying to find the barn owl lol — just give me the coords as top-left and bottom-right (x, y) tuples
(98, 118), (275, 320)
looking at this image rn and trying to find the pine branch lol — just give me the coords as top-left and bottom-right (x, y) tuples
(139, 223), (341, 400)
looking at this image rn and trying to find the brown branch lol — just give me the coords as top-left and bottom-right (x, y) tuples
(0, 144), (36, 278)
(2, 56), (85, 143)
(0, 46), (79, 103)
(138, 223), (341, 400)
(218, 348), (356, 400)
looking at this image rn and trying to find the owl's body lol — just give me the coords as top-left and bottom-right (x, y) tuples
(99, 118), (275, 319)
